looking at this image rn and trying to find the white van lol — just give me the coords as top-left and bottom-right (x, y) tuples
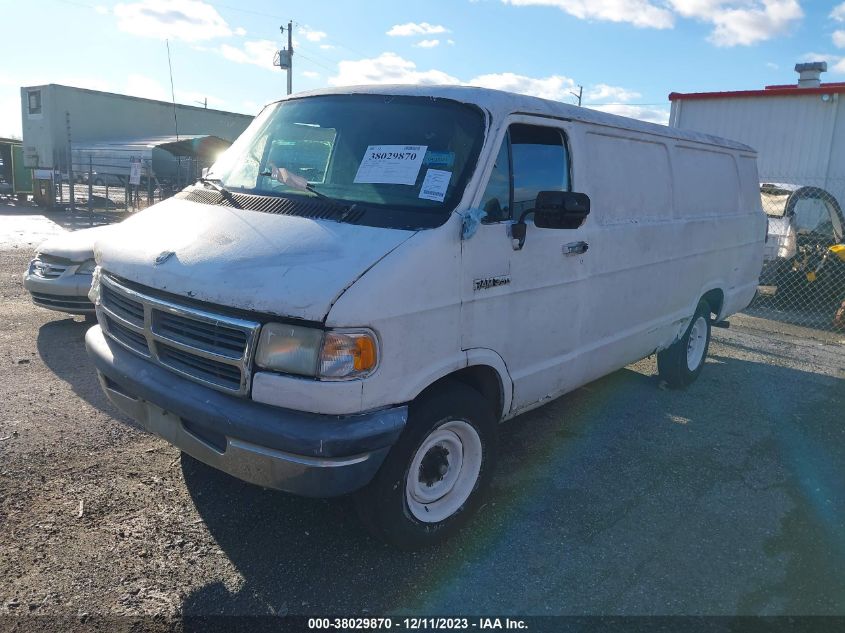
(85, 86), (765, 548)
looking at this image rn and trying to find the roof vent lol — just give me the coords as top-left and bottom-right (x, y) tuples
(795, 61), (826, 88)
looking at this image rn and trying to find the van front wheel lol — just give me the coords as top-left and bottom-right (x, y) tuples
(355, 382), (497, 549)
(657, 299), (712, 388)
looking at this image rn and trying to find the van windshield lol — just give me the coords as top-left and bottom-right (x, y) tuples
(207, 94), (486, 228)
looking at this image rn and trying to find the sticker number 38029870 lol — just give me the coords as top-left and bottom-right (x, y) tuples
(353, 145), (427, 185)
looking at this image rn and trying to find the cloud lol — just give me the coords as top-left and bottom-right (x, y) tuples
(415, 39), (440, 48)
(834, 30), (845, 49)
(502, 0), (674, 29)
(504, 0), (803, 45)
(113, 0), (232, 42)
(766, 62), (779, 69)
(832, 3), (845, 22)
(234, 26), (246, 36)
(586, 83), (642, 102)
(668, 0), (803, 46)
(467, 72), (577, 101)
(94, 5), (109, 14)
(299, 26), (327, 42)
(302, 70), (320, 79)
(328, 52), (664, 125)
(320, 44), (335, 50)
(329, 52), (459, 85)
(219, 39), (279, 70)
(386, 22), (449, 36)
(587, 104), (669, 125)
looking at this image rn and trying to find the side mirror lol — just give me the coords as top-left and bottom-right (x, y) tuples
(511, 191), (591, 250)
(533, 191), (591, 229)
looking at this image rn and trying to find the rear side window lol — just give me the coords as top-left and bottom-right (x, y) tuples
(479, 123), (570, 221)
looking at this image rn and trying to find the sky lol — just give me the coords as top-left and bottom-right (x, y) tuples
(2, 0), (845, 138)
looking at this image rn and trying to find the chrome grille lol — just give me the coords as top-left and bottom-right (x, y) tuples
(152, 311), (247, 359)
(101, 284), (144, 326)
(98, 274), (261, 395)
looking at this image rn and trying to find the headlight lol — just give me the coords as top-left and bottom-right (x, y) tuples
(255, 323), (324, 376)
(255, 324), (378, 380)
(76, 259), (96, 275)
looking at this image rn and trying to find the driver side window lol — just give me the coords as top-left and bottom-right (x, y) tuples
(479, 134), (511, 223)
(479, 123), (571, 223)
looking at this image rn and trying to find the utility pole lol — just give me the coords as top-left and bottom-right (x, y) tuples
(274, 20), (294, 95)
(570, 85), (583, 107)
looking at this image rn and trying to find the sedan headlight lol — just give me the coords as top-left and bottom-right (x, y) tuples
(75, 259), (96, 275)
(255, 324), (378, 380)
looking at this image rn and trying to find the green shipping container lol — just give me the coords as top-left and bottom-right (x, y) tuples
(12, 144), (32, 194)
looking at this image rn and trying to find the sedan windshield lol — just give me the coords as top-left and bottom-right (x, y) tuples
(207, 94), (486, 227)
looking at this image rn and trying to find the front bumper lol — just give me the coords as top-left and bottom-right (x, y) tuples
(23, 269), (95, 314)
(85, 325), (407, 497)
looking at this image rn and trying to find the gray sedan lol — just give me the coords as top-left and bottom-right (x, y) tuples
(23, 225), (114, 317)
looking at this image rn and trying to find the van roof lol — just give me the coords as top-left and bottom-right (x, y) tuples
(280, 84), (755, 153)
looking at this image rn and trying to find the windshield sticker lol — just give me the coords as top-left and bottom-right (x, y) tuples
(423, 150), (455, 170)
(418, 169), (452, 203)
(354, 145), (427, 185)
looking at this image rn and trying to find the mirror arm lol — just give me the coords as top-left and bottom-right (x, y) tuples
(510, 208), (535, 251)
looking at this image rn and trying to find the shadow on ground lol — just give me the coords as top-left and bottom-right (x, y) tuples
(179, 353), (845, 618)
(36, 318), (132, 421)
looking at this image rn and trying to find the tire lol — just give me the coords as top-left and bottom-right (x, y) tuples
(657, 299), (712, 389)
(355, 381), (497, 549)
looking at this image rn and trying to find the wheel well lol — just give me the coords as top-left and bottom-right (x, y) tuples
(416, 365), (504, 420)
(702, 288), (724, 319)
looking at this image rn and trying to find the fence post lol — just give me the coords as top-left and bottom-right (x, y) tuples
(147, 159), (153, 206)
(87, 156), (93, 224)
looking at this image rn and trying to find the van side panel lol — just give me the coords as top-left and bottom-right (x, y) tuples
(502, 124), (764, 416)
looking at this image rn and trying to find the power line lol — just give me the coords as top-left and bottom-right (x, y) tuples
(295, 52), (336, 73)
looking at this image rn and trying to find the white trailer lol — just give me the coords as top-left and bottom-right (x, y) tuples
(20, 84), (252, 206)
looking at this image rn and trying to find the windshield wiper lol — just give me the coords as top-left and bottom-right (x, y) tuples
(198, 176), (241, 208)
(259, 169), (356, 215)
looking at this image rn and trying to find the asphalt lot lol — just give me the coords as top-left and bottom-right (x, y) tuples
(1, 205), (844, 618)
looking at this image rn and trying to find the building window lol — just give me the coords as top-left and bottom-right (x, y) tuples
(28, 90), (42, 116)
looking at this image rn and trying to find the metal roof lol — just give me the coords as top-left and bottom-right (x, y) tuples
(71, 135), (231, 157)
(669, 82), (845, 102)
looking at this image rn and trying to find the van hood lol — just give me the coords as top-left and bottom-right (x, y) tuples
(94, 196), (415, 322)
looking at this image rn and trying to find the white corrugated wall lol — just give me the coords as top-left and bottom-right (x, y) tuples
(670, 93), (845, 204)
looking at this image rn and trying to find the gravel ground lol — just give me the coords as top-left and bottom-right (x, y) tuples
(1, 224), (844, 619)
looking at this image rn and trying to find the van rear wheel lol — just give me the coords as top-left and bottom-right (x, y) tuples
(355, 382), (497, 549)
(657, 299), (712, 388)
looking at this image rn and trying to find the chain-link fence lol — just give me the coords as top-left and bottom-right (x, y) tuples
(51, 146), (208, 214)
(743, 178), (845, 333)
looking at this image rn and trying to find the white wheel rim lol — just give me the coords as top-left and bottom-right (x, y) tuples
(686, 315), (708, 371)
(405, 420), (483, 523)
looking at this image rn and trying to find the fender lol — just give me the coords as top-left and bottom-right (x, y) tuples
(401, 348), (513, 419)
